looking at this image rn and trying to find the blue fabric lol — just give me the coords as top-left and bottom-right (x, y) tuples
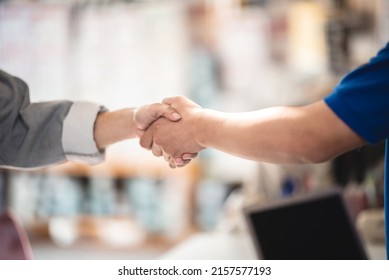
(385, 140), (389, 259)
(324, 42), (389, 259)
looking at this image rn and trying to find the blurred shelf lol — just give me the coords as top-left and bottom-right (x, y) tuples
(29, 235), (169, 260)
(27, 215), (199, 260)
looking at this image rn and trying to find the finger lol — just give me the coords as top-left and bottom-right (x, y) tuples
(176, 162), (190, 168)
(139, 129), (153, 150)
(162, 96), (185, 106)
(173, 157), (191, 167)
(169, 160), (176, 169)
(182, 153), (198, 160)
(173, 157), (185, 166)
(162, 106), (181, 122)
(162, 152), (170, 162)
(151, 144), (162, 157)
(135, 103), (181, 131)
(161, 96), (177, 106)
(149, 103), (181, 122)
(135, 129), (144, 138)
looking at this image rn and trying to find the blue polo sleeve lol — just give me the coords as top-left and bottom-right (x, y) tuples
(324, 42), (389, 144)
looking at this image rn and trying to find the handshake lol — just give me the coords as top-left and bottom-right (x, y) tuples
(136, 96), (206, 168)
(95, 96), (207, 168)
(96, 93), (351, 167)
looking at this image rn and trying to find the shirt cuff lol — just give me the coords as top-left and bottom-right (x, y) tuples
(62, 102), (108, 164)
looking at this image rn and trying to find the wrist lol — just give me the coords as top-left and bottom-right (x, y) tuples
(94, 108), (136, 149)
(194, 108), (216, 148)
(124, 108), (137, 139)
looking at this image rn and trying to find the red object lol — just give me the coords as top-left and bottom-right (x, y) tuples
(0, 209), (33, 260)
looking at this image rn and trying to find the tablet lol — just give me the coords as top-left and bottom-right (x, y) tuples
(243, 189), (368, 259)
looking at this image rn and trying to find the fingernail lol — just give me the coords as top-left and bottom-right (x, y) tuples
(172, 112), (181, 120)
(182, 154), (192, 160)
(174, 158), (184, 166)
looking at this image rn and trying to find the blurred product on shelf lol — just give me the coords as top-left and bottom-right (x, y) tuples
(357, 208), (385, 244)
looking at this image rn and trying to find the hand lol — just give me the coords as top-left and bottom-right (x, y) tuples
(133, 103), (182, 137)
(140, 96), (205, 168)
(94, 103), (182, 149)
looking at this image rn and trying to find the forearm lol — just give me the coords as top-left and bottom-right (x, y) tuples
(94, 108), (136, 149)
(196, 101), (365, 164)
(196, 108), (313, 163)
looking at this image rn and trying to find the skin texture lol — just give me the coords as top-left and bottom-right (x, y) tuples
(94, 103), (182, 149)
(140, 96), (366, 168)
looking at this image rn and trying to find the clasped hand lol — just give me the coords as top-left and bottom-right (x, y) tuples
(136, 96), (204, 168)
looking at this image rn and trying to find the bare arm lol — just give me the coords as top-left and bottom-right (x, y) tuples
(94, 103), (182, 149)
(0, 69), (182, 168)
(140, 96), (366, 166)
(196, 100), (365, 164)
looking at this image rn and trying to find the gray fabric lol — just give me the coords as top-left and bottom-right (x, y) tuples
(0, 69), (72, 168)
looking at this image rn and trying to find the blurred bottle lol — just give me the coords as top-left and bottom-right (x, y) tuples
(196, 179), (228, 231)
(88, 176), (116, 216)
(126, 178), (162, 233)
(325, 0), (351, 75)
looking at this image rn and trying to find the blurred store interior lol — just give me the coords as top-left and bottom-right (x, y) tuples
(0, 0), (388, 259)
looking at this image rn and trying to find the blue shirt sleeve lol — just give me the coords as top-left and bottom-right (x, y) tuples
(324, 42), (389, 144)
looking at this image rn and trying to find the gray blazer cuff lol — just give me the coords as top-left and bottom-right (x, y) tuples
(62, 102), (107, 164)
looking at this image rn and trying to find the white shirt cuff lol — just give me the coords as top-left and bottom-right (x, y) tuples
(62, 102), (107, 164)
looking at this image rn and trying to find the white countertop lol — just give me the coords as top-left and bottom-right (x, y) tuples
(160, 231), (387, 260)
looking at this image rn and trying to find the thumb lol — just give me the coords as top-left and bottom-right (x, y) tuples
(162, 96), (176, 106)
(156, 104), (181, 122)
(147, 103), (181, 122)
(135, 103), (181, 130)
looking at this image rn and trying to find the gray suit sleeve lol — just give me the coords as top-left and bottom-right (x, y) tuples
(0, 70), (104, 168)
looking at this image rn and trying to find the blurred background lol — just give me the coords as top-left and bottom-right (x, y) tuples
(0, 0), (388, 259)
